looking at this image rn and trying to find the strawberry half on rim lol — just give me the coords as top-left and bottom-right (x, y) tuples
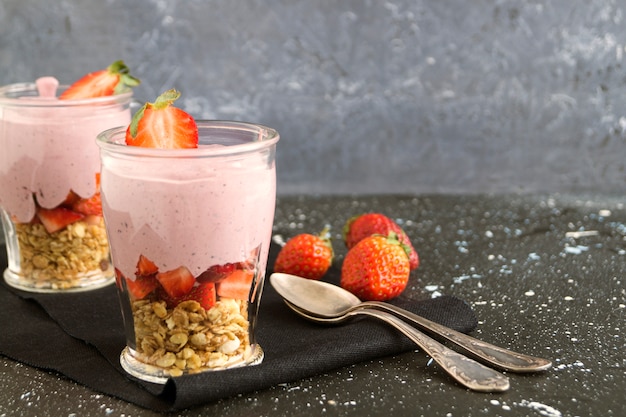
(125, 89), (198, 149)
(59, 60), (140, 100)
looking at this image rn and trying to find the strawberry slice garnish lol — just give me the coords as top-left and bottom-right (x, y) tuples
(125, 89), (198, 149)
(216, 269), (254, 300)
(126, 274), (159, 300)
(36, 207), (84, 234)
(59, 60), (140, 100)
(156, 265), (196, 298)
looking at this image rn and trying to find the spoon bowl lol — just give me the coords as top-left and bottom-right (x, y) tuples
(271, 273), (361, 316)
(270, 272), (551, 373)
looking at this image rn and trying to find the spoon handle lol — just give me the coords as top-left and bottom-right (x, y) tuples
(354, 308), (510, 392)
(362, 301), (552, 372)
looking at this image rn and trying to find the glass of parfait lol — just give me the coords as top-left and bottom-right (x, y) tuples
(97, 120), (279, 383)
(0, 78), (133, 292)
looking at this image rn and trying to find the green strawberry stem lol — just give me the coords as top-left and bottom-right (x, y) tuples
(318, 225), (334, 260)
(153, 89), (181, 109)
(342, 215), (359, 242)
(108, 60), (141, 94)
(385, 231), (412, 259)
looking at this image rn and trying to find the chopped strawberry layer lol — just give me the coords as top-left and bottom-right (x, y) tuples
(197, 262), (247, 283)
(216, 270), (254, 300)
(36, 207), (84, 234)
(121, 256), (255, 309)
(126, 274), (159, 300)
(61, 190), (81, 207)
(136, 254), (159, 276)
(26, 171), (103, 233)
(156, 266), (196, 298)
(161, 282), (217, 310)
(72, 193), (103, 216)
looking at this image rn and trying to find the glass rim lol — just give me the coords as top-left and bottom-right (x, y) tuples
(97, 120), (280, 158)
(0, 82), (133, 107)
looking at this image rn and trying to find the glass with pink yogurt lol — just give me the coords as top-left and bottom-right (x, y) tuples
(97, 121), (279, 383)
(0, 78), (133, 292)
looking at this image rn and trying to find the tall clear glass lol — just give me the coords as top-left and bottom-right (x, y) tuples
(97, 121), (279, 383)
(0, 82), (132, 292)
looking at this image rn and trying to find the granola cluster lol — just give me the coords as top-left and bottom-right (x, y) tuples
(15, 218), (111, 289)
(131, 297), (252, 377)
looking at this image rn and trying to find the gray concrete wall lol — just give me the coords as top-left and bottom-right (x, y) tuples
(1, 0), (625, 195)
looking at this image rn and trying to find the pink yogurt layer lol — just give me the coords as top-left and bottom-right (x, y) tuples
(0, 77), (131, 223)
(100, 145), (276, 282)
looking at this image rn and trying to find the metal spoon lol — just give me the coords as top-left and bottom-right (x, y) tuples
(283, 300), (510, 392)
(271, 275), (510, 392)
(270, 273), (551, 373)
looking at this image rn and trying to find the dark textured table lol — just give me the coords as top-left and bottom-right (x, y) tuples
(1, 194), (625, 416)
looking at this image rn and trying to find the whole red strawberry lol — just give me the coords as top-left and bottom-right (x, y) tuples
(274, 228), (333, 280)
(343, 213), (419, 270)
(125, 89), (198, 149)
(340, 233), (410, 301)
(60, 60), (140, 100)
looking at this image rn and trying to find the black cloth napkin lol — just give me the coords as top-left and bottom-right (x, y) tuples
(0, 243), (477, 412)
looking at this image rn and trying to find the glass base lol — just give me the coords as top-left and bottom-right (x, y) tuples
(120, 344), (264, 384)
(3, 268), (115, 293)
